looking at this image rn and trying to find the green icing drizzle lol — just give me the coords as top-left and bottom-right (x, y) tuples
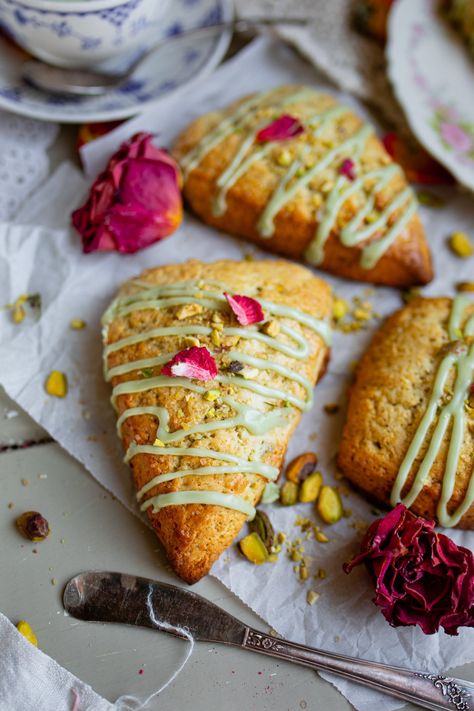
(390, 295), (474, 527)
(105, 280), (330, 519)
(141, 491), (256, 518)
(179, 88), (418, 270)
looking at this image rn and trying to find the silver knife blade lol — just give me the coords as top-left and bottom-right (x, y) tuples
(63, 571), (247, 646)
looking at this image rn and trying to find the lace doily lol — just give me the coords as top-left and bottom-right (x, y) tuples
(236, 0), (408, 132)
(0, 112), (58, 220)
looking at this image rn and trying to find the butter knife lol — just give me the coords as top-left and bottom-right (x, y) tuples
(64, 572), (474, 711)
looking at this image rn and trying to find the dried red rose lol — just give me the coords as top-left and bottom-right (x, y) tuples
(344, 504), (474, 635)
(256, 115), (304, 143)
(161, 347), (217, 381)
(72, 132), (182, 254)
(339, 158), (356, 181)
(224, 292), (264, 326)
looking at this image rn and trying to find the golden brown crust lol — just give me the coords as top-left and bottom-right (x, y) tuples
(173, 85), (433, 288)
(337, 297), (474, 529)
(104, 259), (332, 582)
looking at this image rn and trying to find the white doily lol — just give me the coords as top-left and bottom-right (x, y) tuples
(0, 112), (58, 220)
(236, 0), (408, 131)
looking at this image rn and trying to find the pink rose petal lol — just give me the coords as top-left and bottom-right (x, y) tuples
(224, 292), (264, 326)
(256, 114), (304, 143)
(161, 347), (217, 381)
(72, 132), (182, 254)
(339, 158), (356, 181)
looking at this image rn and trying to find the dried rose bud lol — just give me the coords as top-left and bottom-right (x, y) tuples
(16, 511), (50, 541)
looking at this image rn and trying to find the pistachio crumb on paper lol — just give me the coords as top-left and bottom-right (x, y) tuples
(16, 620), (38, 647)
(449, 231), (473, 258)
(45, 371), (68, 398)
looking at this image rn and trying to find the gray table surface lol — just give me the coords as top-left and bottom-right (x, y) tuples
(1, 122), (473, 711)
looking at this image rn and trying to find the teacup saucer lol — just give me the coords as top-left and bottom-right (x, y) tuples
(0, 0), (232, 123)
(387, 0), (474, 191)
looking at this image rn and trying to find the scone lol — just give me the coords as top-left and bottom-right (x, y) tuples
(442, 0), (474, 56)
(338, 295), (474, 529)
(102, 259), (332, 583)
(173, 85), (433, 288)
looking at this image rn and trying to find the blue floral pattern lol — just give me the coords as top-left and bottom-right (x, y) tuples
(0, 0), (230, 122)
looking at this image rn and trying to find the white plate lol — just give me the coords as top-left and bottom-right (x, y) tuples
(0, 0), (232, 123)
(387, 0), (474, 191)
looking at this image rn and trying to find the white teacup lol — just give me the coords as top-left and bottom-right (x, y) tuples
(0, 0), (171, 68)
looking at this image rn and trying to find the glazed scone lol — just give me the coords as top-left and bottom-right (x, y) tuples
(338, 295), (474, 529)
(173, 85), (433, 288)
(103, 259), (332, 583)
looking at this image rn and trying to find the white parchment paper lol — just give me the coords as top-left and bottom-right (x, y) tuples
(1, 39), (473, 711)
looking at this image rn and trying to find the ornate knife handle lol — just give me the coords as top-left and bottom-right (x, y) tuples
(243, 628), (474, 711)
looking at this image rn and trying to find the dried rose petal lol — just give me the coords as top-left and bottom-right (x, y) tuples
(72, 132), (182, 254)
(339, 158), (357, 181)
(344, 504), (474, 636)
(256, 115), (304, 143)
(382, 132), (454, 185)
(161, 347), (217, 381)
(224, 292), (264, 326)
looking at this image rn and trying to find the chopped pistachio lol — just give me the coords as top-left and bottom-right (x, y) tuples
(211, 329), (221, 347)
(315, 529), (329, 543)
(13, 305), (25, 323)
(290, 550), (303, 562)
(457, 282), (474, 293)
(176, 303), (203, 320)
(321, 180), (334, 193)
(317, 486), (343, 524)
(332, 297), (349, 321)
(277, 531), (286, 544)
(299, 471), (323, 503)
(45, 370), (68, 398)
(449, 231), (473, 258)
(306, 590), (320, 606)
(317, 568), (327, 579)
(353, 308), (371, 321)
(16, 620), (38, 647)
(183, 336), (201, 348)
(299, 564), (309, 581)
(277, 150), (292, 166)
(241, 367), (259, 380)
(70, 319), (86, 330)
(153, 438), (165, 447)
(261, 319), (280, 337)
(204, 389), (220, 402)
(239, 532), (268, 564)
(280, 481), (299, 506)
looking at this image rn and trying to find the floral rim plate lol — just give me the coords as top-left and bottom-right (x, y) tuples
(0, 0), (232, 123)
(387, 0), (474, 191)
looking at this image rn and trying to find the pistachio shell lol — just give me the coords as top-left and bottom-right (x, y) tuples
(285, 452), (318, 483)
(249, 510), (275, 551)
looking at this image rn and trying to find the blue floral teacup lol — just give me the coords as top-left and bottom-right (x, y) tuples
(0, 0), (171, 67)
